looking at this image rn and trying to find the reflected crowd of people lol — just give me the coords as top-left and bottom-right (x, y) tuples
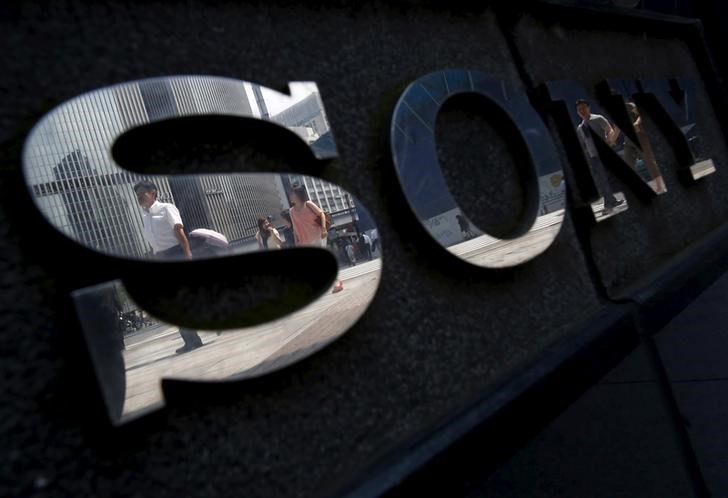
(250, 185), (380, 270)
(131, 180), (380, 353)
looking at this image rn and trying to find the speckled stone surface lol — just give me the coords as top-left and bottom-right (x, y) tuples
(512, 13), (728, 296)
(0, 3), (716, 497)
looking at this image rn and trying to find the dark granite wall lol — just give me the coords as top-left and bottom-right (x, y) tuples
(0, 2), (724, 497)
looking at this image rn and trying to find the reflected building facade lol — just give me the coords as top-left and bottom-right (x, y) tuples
(265, 90), (353, 219)
(198, 174), (288, 245)
(270, 91), (329, 138)
(31, 148), (168, 258)
(286, 173), (353, 215)
(25, 77), (293, 256)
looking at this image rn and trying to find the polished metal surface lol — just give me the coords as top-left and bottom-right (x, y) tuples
(544, 79), (665, 222)
(23, 76), (342, 261)
(544, 77), (713, 222)
(390, 69), (566, 268)
(603, 78), (668, 195)
(22, 76), (382, 424)
(638, 77), (716, 180)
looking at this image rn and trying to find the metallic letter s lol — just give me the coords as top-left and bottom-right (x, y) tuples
(22, 76), (382, 424)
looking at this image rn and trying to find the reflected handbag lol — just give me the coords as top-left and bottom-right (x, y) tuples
(307, 202), (333, 230)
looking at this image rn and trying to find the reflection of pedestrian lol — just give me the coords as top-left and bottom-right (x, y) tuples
(288, 184), (327, 247)
(361, 233), (373, 260)
(336, 239), (349, 266)
(456, 214), (474, 240)
(279, 210), (295, 248)
(575, 99), (624, 215)
(345, 243), (356, 267)
(134, 181), (193, 260)
(133, 180), (203, 354)
(177, 327), (203, 354)
(624, 102), (667, 194)
(256, 217), (284, 249)
(370, 228), (379, 254)
(288, 184), (343, 293)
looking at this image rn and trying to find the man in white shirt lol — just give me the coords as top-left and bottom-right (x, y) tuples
(133, 180), (201, 353)
(575, 99), (625, 215)
(134, 180), (192, 260)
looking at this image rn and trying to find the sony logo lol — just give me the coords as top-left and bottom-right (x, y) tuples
(21, 69), (714, 424)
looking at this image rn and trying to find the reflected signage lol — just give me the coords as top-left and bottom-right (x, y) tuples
(21, 70), (715, 424)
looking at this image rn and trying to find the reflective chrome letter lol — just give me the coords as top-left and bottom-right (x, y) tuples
(637, 77), (716, 180)
(544, 80), (666, 222)
(23, 76), (382, 424)
(390, 69), (566, 268)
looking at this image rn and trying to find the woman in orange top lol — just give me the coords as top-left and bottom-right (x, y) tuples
(288, 184), (344, 293)
(288, 184), (328, 247)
